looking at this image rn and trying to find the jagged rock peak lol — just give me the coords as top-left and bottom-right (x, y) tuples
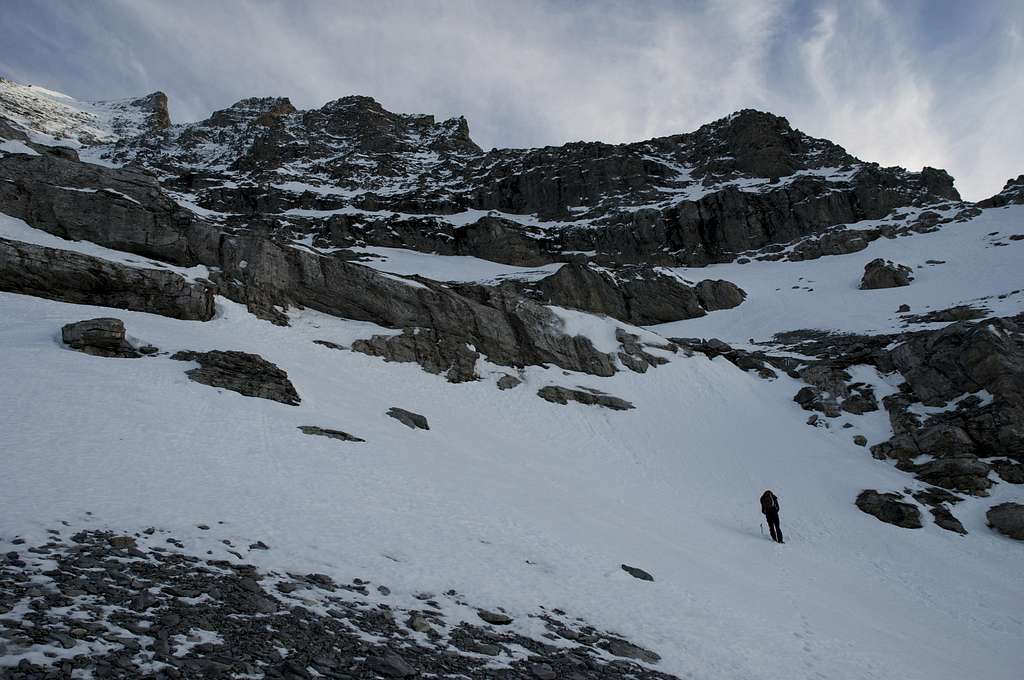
(978, 174), (1024, 208)
(208, 96), (296, 127)
(314, 94), (481, 153)
(128, 91), (170, 131)
(675, 108), (857, 179)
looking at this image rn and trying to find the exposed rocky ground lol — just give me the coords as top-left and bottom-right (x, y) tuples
(0, 529), (675, 680)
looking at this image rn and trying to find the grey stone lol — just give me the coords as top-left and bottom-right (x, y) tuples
(855, 490), (922, 529)
(297, 426), (364, 443)
(62, 318), (140, 358)
(387, 407), (429, 430)
(171, 350), (300, 405)
(365, 651), (415, 677)
(352, 328), (479, 382)
(604, 637), (661, 663)
(537, 385), (635, 410)
(930, 507), (967, 535)
(477, 610), (513, 625)
(987, 502), (1024, 540)
(621, 564), (654, 581)
(497, 374), (522, 390)
(860, 258), (914, 289)
(531, 663), (557, 679)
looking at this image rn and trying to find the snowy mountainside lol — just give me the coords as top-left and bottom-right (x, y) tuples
(2, 79), (1024, 680)
(0, 78), (168, 148)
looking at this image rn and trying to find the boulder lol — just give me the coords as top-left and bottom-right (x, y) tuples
(386, 407), (429, 430)
(496, 374), (522, 390)
(860, 258), (914, 289)
(602, 637), (661, 663)
(929, 507), (967, 535)
(297, 426), (364, 443)
(695, 279), (746, 311)
(620, 564), (654, 581)
(855, 490), (922, 528)
(364, 651), (415, 678)
(914, 456), (992, 495)
(477, 610), (512, 625)
(171, 350), (301, 405)
(990, 458), (1024, 484)
(62, 318), (139, 358)
(986, 502), (1024, 540)
(537, 386), (635, 411)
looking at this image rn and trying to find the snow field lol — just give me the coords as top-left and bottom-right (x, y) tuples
(1, 287), (1021, 680)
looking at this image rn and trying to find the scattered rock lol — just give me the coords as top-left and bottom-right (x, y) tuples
(298, 425), (365, 442)
(853, 435), (867, 447)
(986, 502), (1024, 540)
(855, 490), (922, 529)
(497, 374), (523, 390)
(860, 258), (914, 289)
(352, 328), (480, 383)
(477, 610), (513, 625)
(537, 385), (635, 410)
(930, 507), (967, 535)
(365, 650), (416, 678)
(603, 637), (662, 663)
(990, 458), (1024, 484)
(61, 318), (140, 358)
(531, 662), (557, 679)
(621, 564), (654, 581)
(171, 350), (301, 405)
(386, 407), (430, 430)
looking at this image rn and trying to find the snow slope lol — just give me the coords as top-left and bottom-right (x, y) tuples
(1, 225), (1022, 678)
(0, 80), (129, 148)
(653, 205), (1024, 343)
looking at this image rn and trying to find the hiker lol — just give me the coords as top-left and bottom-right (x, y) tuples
(760, 489), (784, 543)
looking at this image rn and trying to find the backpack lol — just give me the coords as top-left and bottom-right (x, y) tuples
(760, 491), (779, 514)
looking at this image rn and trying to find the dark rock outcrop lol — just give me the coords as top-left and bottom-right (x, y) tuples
(352, 328), (479, 383)
(986, 502), (1024, 540)
(171, 350), (301, 405)
(860, 258), (914, 290)
(217, 236), (617, 377)
(61, 318), (140, 358)
(0, 238), (215, 320)
(298, 425), (365, 443)
(855, 490), (922, 529)
(537, 385), (635, 411)
(990, 458), (1024, 484)
(930, 506), (967, 535)
(497, 374), (523, 390)
(386, 407), (429, 430)
(501, 263), (744, 325)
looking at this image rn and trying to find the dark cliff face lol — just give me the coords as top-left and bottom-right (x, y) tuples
(29, 91), (966, 268)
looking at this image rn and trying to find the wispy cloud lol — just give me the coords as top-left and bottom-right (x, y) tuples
(1, 0), (1020, 199)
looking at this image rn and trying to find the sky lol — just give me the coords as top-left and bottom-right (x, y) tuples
(1, 0), (1021, 200)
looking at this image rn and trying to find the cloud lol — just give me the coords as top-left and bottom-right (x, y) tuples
(1, 0), (1020, 199)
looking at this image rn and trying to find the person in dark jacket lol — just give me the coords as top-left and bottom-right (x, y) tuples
(760, 490), (784, 543)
